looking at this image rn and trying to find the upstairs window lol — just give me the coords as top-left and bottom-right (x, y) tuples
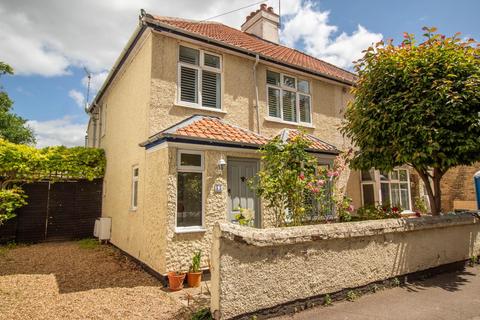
(267, 70), (311, 124)
(178, 45), (222, 109)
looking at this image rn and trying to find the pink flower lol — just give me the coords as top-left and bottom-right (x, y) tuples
(327, 171), (339, 178)
(347, 204), (355, 212)
(299, 173), (305, 180)
(312, 187), (320, 194)
(316, 179), (325, 186)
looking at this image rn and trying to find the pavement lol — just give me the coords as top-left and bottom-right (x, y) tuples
(275, 266), (480, 320)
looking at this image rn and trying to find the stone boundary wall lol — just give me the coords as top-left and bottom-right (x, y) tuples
(210, 214), (480, 319)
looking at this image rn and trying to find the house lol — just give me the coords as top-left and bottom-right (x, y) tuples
(441, 163), (480, 211)
(85, 5), (421, 273)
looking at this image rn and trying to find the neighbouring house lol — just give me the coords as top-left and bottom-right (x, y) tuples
(441, 163), (480, 212)
(85, 5), (424, 273)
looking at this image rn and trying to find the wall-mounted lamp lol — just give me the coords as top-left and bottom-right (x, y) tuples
(218, 158), (227, 171)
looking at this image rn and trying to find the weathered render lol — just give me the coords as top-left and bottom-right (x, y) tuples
(86, 20), (360, 273)
(210, 214), (480, 319)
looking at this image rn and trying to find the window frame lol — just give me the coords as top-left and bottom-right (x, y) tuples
(177, 44), (223, 111)
(131, 165), (139, 211)
(360, 168), (412, 211)
(175, 150), (205, 233)
(266, 70), (313, 125)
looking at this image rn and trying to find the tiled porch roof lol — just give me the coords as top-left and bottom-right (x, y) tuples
(278, 128), (340, 154)
(140, 115), (269, 148)
(140, 115), (339, 154)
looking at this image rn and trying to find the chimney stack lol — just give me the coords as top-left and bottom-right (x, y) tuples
(241, 4), (280, 44)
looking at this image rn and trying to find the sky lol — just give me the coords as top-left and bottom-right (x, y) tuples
(1, 0), (479, 148)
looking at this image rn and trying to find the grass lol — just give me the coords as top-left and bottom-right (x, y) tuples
(0, 241), (17, 256)
(78, 238), (99, 249)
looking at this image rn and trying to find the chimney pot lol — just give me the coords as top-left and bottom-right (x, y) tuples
(241, 4), (280, 44)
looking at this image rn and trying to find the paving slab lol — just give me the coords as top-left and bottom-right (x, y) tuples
(275, 266), (480, 320)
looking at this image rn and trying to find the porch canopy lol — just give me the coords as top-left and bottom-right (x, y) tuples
(139, 115), (340, 155)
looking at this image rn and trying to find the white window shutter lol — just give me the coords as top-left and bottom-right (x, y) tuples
(202, 71), (221, 108)
(180, 66), (198, 103)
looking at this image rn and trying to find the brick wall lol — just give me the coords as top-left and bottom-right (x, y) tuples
(441, 163), (480, 212)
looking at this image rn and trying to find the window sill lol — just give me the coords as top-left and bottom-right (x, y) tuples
(174, 102), (227, 114)
(175, 227), (207, 234)
(264, 116), (315, 128)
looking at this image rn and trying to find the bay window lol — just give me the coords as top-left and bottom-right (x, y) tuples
(361, 168), (412, 210)
(176, 150), (204, 231)
(178, 45), (221, 109)
(266, 70), (311, 124)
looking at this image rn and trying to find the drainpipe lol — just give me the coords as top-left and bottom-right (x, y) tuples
(253, 54), (261, 134)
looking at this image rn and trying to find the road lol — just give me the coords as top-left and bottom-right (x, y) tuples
(275, 266), (480, 320)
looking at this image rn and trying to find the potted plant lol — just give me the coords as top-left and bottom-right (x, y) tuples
(167, 271), (186, 291)
(187, 250), (202, 287)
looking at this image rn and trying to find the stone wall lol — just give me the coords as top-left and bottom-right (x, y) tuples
(210, 214), (480, 319)
(441, 164), (480, 211)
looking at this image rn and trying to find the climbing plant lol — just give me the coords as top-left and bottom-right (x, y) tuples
(0, 139), (106, 224)
(251, 132), (353, 227)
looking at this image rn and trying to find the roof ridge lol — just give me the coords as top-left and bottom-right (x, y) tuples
(148, 15), (357, 82)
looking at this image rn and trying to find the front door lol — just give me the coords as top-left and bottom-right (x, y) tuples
(227, 158), (260, 227)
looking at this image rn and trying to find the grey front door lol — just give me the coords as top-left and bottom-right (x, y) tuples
(227, 158), (260, 227)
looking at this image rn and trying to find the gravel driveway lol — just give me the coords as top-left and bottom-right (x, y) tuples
(0, 241), (189, 320)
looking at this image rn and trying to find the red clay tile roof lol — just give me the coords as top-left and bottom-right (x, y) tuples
(141, 116), (339, 154)
(142, 115), (269, 147)
(279, 129), (339, 153)
(145, 15), (357, 85)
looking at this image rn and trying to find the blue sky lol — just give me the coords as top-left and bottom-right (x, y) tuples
(1, 0), (479, 147)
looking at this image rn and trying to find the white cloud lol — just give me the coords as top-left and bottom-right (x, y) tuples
(0, 0), (288, 77)
(0, 0), (380, 76)
(27, 116), (87, 148)
(68, 89), (85, 108)
(280, 1), (382, 69)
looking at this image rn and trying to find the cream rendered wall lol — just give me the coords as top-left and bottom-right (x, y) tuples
(164, 147), (261, 272)
(97, 31), (153, 264)
(149, 32), (353, 146)
(211, 215), (480, 318)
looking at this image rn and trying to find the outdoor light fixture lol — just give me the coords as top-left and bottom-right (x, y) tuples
(218, 158), (227, 171)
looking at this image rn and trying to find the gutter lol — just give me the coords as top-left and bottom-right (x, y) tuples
(140, 134), (340, 155)
(142, 17), (356, 87)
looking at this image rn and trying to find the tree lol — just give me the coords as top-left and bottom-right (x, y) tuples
(0, 61), (36, 145)
(342, 28), (480, 215)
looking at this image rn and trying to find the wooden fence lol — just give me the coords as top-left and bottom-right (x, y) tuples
(0, 179), (102, 243)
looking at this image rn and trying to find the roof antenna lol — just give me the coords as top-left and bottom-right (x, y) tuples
(83, 67), (91, 113)
(278, 0), (281, 29)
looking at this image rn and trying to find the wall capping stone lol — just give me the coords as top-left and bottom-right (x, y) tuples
(215, 213), (479, 247)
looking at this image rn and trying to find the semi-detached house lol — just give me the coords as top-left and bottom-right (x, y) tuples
(86, 4), (421, 273)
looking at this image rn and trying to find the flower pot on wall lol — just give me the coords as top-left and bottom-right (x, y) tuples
(187, 271), (203, 287)
(167, 272), (186, 291)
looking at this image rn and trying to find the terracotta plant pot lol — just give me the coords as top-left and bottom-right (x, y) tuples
(167, 272), (186, 291)
(187, 271), (203, 287)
